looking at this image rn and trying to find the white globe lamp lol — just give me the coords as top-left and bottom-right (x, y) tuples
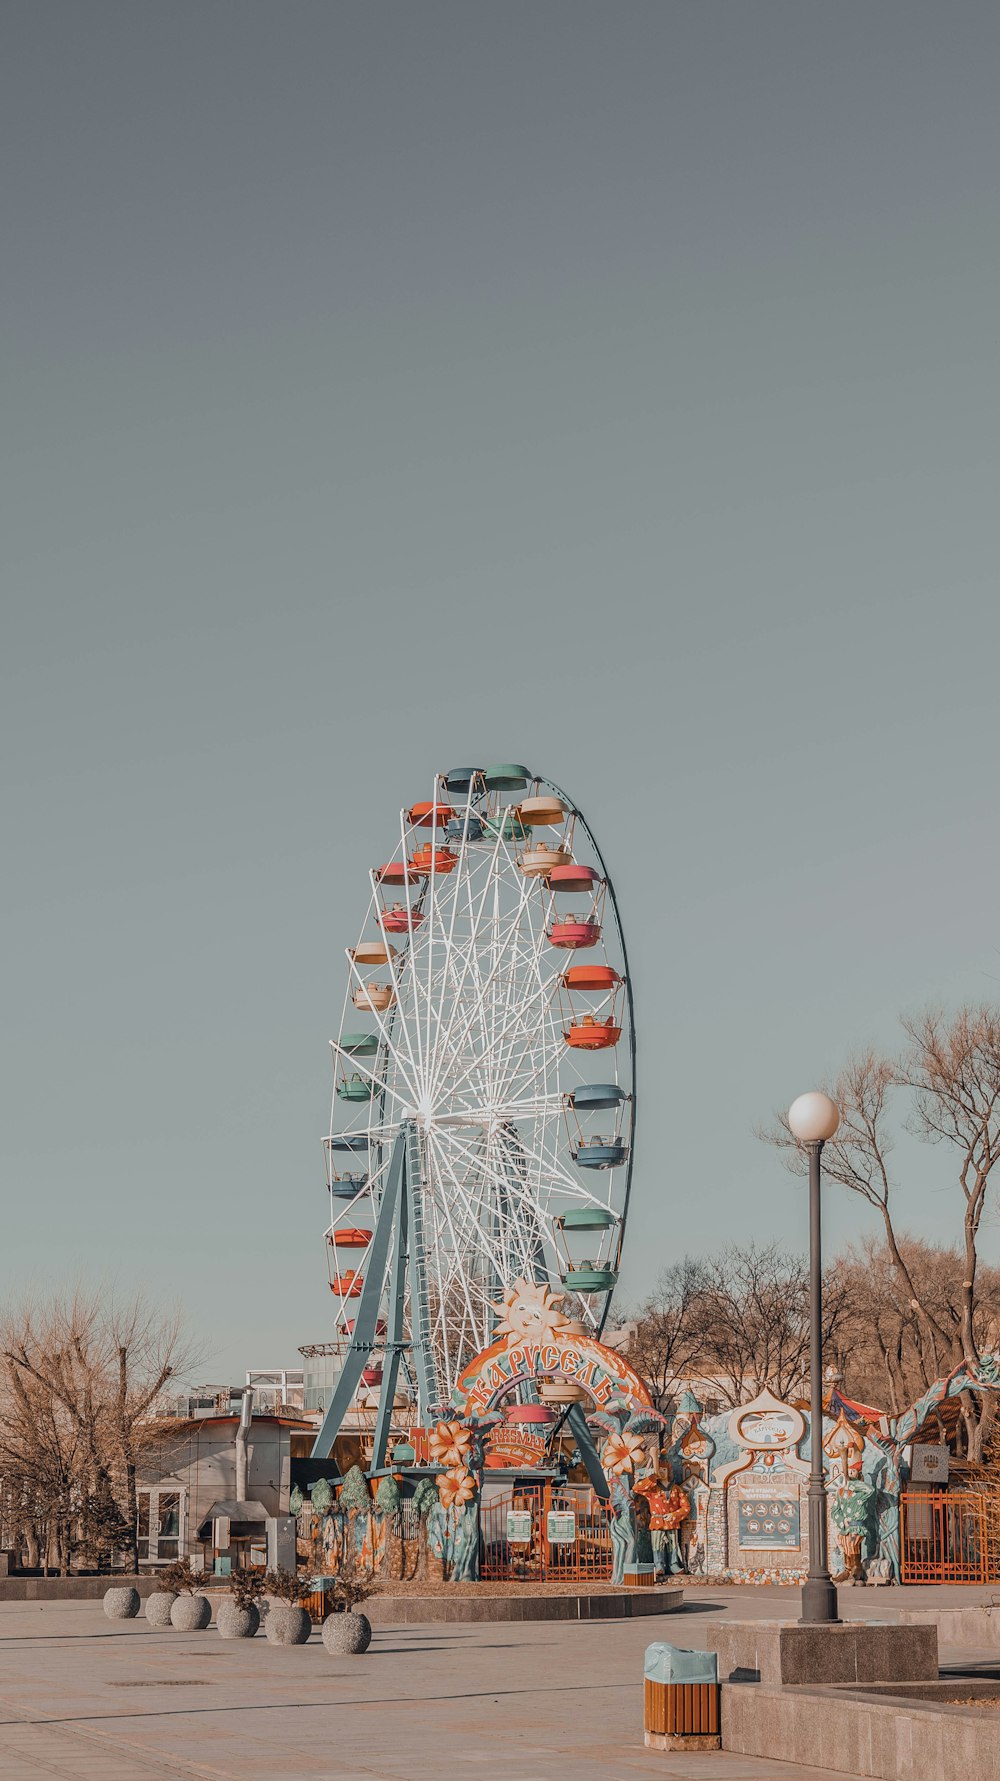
(788, 1091), (840, 1144)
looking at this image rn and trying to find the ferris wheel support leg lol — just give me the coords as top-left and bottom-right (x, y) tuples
(370, 1170), (410, 1472)
(566, 1402), (611, 1501)
(310, 1132), (407, 1461)
(404, 1122), (440, 1420)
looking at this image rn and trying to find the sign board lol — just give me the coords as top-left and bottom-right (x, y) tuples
(729, 1388), (806, 1453)
(506, 1510), (532, 1545)
(213, 1514), (231, 1549)
(485, 1427), (548, 1470)
(910, 1443), (950, 1485)
(737, 1496), (801, 1550)
(546, 1510), (577, 1545)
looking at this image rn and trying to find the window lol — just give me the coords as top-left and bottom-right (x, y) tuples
(137, 1489), (185, 1564)
(156, 1493), (180, 1560)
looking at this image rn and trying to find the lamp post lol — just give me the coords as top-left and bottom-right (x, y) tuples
(788, 1090), (841, 1625)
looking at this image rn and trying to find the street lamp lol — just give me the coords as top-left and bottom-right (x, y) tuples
(788, 1090), (841, 1625)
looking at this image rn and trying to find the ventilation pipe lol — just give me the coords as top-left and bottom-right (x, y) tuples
(235, 1386), (253, 1503)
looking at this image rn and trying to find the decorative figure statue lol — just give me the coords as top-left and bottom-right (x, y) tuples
(824, 1410), (875, 1582)
(634, 1474), (690, 1577)
(609, 1474), (637, 1584)
(430, 1465), (479, 1581)
(450, 1497), (480, 1582)
(829, 1468), (875, 1581)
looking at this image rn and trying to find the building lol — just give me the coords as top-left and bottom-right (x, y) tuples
(138, 1387), (313, 1573)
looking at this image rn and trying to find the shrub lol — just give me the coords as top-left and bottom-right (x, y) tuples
(227, 1566), (264, 1611)
(155, 1560), (202, 1595)
(327, 1571), (372, 1613)
(263, 1567), (308, 1604)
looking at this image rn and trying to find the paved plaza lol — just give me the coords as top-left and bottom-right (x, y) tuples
(0, 1589), (997, 1781)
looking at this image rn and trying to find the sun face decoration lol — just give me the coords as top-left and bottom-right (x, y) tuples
(490, 1277), (571, 1343)
(437, 1466), (476, 1510)
(428, 1420), (474, 1468)
(602, 1430), (647, 1476)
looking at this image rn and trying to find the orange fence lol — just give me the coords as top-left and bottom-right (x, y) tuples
(479, 1482), (612, 1582)
(899, 1490), (992, 1584)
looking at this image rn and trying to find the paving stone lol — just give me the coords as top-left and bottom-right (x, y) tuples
(0, 1590), (991, 1780)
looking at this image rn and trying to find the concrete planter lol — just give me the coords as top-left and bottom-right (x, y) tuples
(145, 1591), (177, 1628)
(218, 1602), (260, 1640)
(322, 1611), (372, 1655)
(265, 1604), (311, 1645)
(170, 1593), (212, 1631)
(103, 1586), (141, 1620)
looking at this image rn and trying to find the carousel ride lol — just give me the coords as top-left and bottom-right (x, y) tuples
(311, 765), (647, 1500)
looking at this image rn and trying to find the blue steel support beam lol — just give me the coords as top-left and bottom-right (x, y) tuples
(370, 1158), (410, 1471)
(310, 1131), (406, 1460)
(566, 1402), (610, 1500)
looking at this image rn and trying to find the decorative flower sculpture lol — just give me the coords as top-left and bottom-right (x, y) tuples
(437, 1467), (476, 1510)
(602, 1430), (647, 1475)
(428, 1420), (474, 1467)
(490, 1277), (570, 1342)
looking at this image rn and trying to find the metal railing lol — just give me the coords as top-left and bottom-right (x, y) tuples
(479, 1483), (612, 1582)
(900, 1489), (993, 1584)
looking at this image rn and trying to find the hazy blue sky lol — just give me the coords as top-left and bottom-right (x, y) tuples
(4, 3), (999, 1382)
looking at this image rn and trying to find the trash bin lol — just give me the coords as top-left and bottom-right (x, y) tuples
(623, 1562), (656, 1588)
(643, 1642), (721, 1751)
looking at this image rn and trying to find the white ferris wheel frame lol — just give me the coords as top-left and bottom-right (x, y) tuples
(320, 771), (636, 1429)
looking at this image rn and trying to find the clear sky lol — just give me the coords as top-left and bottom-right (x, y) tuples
(4, 3), (999, 1383)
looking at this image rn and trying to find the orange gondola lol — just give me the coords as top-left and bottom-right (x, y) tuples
(562, 964), (621, 991)
(548, 917), (602, 949)
(411, 842), (458, 874)
(548, 863), (601, 894)
(329, 1271), (364, 1297)
(329, 1228), (372, 1248)
(381, 902), (424, 933)
(409, 801), (455, 828)
(376, 861), (426, 886)
(564, 1015), (621, 1050)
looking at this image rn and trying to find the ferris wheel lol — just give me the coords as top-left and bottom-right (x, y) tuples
(311, 765), (635, 1465)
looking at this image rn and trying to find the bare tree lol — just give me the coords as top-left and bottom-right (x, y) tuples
(0, 1291), (198, 1575)
(624, 1243), (850, 1411)
(831, 1236), (1000, 1418)
(622, 1258), (711, 1409)
(694, 1243), (849, 1408)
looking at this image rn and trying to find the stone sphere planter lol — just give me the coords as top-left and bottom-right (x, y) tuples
(264, 1604), (311, 1645)
(322, 1610), (372, 1655)
(217, 1602), (260, 1640)
(170, 1593), (212, 1631)
(145, 1591), (177, 1628)
(103, 1586), (141, 1620)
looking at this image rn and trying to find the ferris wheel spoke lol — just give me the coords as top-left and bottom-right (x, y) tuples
(423, 1126), (490, 1346)
(424, 856), (534, 1108)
